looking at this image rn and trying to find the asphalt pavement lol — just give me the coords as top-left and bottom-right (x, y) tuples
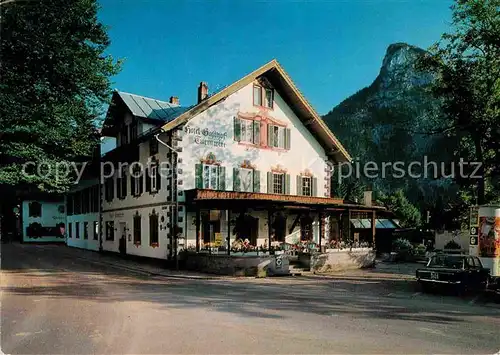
(2, 243), (499, 354)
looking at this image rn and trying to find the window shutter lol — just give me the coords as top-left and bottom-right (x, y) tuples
(218, 166), (226, 190)
(253, 121), (260, 145)
(123, 173), (128, 198)
(130, 174), (134, 196)
(312, 177), (318, 196)
(145, 168), (151, 192)
(233, 168), (240, 191)
(139, 174), (144, 195)
(110, 179), (115, 200)
(267, 125), (274, 147)
(253, 170), (260, 192)
(234, 117), (241, 142)
(285, 128), (291, 150)
(116, 177), (121, 198)
(267, 172), (273, 193)
(296, 175), (302, 195)
(195, 164), (203, 189)
(156, 165), (161, 190)
(285, 174), (291, 194)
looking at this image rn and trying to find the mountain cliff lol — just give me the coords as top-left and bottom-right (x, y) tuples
(323, 43), (459, 209)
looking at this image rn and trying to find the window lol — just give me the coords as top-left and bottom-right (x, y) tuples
(146, 159), (161, 193)
(82, 188), (89, 214)
(297, 175), (317, 196)
(240, 168), (254, 192)
(273, 173), (284, 194)
(253, 85), (262, 106)
(83, 222), (89, 240)
(117, 165), (127, 199)
(129, 121), (138, 142)
(195, 163), (225, 190)
(120, 125), (128, 145)
(68, 222), (72, 238)
(150, 138), (159, 156)
(131, 164), (143, 197)
(28, 201), (42, 218)
(302, 177), (312, 196)
(204, 164), (219, 189)
(105, 221), (114, 241)
(133, 212), (141, 245)
(91, 186), (99, 212)
(75, 222), (80, 239)
(268, 125), (290, 149)
(105, 178), (114, 202)
(93, 221), (99, 240)
(264, 88), (273, 108)
(234, 117), (260, 144)
(150, 164), (158, 192)
(149, 210), (159, 246)
(240, 119), (254, 143)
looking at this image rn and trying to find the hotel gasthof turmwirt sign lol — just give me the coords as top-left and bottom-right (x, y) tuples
(184, 125), (228, 148)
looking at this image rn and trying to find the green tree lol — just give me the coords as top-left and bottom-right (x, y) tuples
(377, 189), (421, 228)
(418, 0), (500, 205)
(0, 0), (121, 194)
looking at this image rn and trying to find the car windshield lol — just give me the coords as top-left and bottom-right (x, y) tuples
(428, 255), (464, 269)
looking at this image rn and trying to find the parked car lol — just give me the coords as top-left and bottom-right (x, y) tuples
(416, 254), (490, 294)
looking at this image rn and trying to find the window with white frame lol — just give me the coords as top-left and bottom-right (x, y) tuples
(203, 164), (219, 189)
(273, 126), (285, 148)
(253, 85), (262, 106)
(302, 176), (312, 196)
(240, 119), (254, 143)
(240, 168), (254, 192)
(273, 173), (284, 194)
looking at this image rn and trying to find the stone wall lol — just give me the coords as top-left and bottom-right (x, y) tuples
(310, 249), (376, 273)
(182, 252), (290, 276)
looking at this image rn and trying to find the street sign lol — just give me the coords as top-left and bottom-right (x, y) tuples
(470, 236), (478, 245)
(470, 226), (478, 236)
(275, 255), (283, 269)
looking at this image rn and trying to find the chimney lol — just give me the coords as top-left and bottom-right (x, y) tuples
(197, 82), (208, 103)
(363, 191), (372, 207)
(169, 96), (179, 105)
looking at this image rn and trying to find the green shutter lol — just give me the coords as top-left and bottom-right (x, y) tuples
(296, 175), (302, 195)
(145, 168), (151, 192)
(285, 128), (291, 150)
(285, 174), (291, 194)
(253, 170), (260, 192)
(233, 168), (240, 191)
(234, 117), (241, 142)
(312, 177), (318, 197)
(267, 172), (273, 193)
(253, 121), (260, 145)
(218, 166), (226, 190)
(267, 125), (274, 147)
(195, 164), (203, 189)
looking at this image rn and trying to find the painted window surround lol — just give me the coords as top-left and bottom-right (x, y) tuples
(234, 111), (291, 151)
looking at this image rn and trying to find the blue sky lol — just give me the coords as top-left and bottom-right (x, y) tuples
(98, 0), (453, 114)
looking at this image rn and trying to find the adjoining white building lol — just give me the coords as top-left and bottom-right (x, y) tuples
(21, 198), (66, 243)
(97, 59), (384, 264)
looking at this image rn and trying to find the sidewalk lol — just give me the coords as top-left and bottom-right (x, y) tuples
(31, 244), (232, 280)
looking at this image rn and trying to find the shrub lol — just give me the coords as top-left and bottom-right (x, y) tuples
(444, 240), (461, 250)
(393, 238), (414, 253)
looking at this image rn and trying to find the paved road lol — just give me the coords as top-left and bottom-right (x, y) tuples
(2, 244), (499, 354)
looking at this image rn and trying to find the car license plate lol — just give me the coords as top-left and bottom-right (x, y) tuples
(431, 272), (439, 280)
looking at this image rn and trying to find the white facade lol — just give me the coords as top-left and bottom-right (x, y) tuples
(22, 200), (66, 242)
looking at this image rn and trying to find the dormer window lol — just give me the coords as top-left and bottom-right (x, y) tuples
(264, 88), (273, 108)
(253, 85), (262, 106)
(253, 84), (274, 109)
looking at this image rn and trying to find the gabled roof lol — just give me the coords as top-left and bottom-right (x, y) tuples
(102, 91), (191, 136)
(159, 59), (352, 163)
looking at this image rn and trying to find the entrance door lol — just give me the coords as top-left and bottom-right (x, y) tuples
(119, 222), (127, 255)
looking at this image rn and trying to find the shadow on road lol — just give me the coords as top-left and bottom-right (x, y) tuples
(2, 244), (498, 324)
